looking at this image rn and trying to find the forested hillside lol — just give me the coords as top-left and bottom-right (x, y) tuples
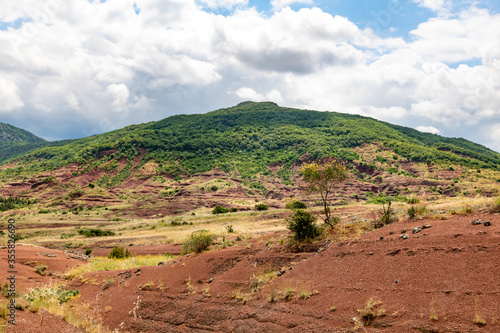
(2, 102), (498, 180)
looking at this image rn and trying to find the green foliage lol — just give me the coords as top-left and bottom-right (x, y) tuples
(182, 230), (217, 254)
(285, 200), (308, 210)
(254, 203), (269, 211)
(0, 196), (38, 212)
(25, 286), (79, 304)
(225, 225), (234, 233)
(77, 228), (115, 237)
(301, 158), (348, 226)
(84, 249), (92, 256)
(1, 102), (500, 184)
(287, 209), (321, 241)
(108, 246), (131, 259)
(374, 201), (396, 228)
(212, 205), (229, 214)
(407, 206), (418, 220)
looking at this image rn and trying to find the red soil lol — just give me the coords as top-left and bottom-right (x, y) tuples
(2, 214), (499, 332)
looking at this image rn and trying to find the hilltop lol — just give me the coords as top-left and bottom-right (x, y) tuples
(0, 102), (499, 217)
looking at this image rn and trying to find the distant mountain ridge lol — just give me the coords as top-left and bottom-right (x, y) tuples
(2, 102), (500, 177)
(0, 122), (45, 143)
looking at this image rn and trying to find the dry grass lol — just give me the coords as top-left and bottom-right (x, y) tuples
(24, 283), (109, 333)
(65, 254), (176, 280)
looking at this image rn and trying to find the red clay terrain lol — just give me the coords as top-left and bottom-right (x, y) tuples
(2, 212), (499, 332)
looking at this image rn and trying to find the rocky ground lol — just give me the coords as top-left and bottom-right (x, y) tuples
(1, 211), (499, 332)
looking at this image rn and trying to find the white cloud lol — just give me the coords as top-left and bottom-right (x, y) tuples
(0, 0), (499, 153)
(0, 78), (24, 112)
(106, 83), (130, 111)
(416, 126), (440, 134)
(271, 0), (314, 11)
(411, 0), (451, 15)
(197, 0), (248, 9)
(488, 124), (500, 152)
(234, 87), (284, 104)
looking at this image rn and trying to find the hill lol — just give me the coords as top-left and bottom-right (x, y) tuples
(0, 122), (45, 143)
(0, 122), (48, 164)
(0, 102), (499, 215)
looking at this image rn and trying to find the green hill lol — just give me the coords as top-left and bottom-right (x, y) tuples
(0, 122), (49, 164)
(0, 122), (46, 143)
(1, 102), (499, 183)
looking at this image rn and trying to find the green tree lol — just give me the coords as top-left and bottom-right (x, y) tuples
(288, 209), (320, 241)
(301, 157), (348, 227)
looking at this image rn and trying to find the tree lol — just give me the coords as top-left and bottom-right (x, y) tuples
(300, 157), (348, 227)
(287, 209), (320, 241)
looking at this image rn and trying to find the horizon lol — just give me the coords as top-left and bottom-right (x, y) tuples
(1, 0), (500, 152)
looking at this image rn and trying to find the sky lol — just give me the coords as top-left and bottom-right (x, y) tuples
(1, 0), (500, 152)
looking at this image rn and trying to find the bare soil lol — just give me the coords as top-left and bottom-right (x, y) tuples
(2, 213), (499, 332)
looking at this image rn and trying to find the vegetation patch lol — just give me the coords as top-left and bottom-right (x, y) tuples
(182, 230), (217, 254)
(65, 254), (176, 280)
(77, 228), (115, 237)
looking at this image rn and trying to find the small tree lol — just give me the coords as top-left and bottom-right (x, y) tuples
(301, 157), (348, 227)
(288, 209), (320, 241)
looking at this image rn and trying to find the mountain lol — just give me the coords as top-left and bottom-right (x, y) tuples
(0, 122), (46, 143)
(7, 101), (500, 172)
(0, 122), (49, 164)
(0, 102), (499, 214)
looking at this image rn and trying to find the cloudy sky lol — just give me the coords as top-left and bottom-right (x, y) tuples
(1, 0), (500, 152)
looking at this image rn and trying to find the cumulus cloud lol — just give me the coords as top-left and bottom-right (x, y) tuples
(0, 0), (499, 153)
(0, 78), (24, 112)
(412, 0), (451, 13)
(197, 0), (248, 9)
(234, 87), (284, 104)
(107, 83), (130, 111)
(271, 0), (314, 11)
(416, 126), (440, 134)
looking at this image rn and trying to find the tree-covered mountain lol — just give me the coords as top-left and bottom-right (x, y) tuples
(1, 102), (499, 181)
(0, 122), (50, 164)
(0, 122), (46, 143)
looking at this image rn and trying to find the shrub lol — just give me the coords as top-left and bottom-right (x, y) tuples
(108, 246), (132, 259)
(182, 230), (217, 254)
(225, 225), (234, 233)
(229, 207), (238, 212)
(407, 206), (417, 220)
(84, 249), (92, 256)
(406, 197), (420, 204)
(357, 298), (385, 325)
(77, 228), (115, 237)
(288, 209), (321, 241)
(254, 203), (269, 211)
(285, 200), (307, 210)
(212, 205), (228, 214)
(35, 265), (49, 276)
(374, 201), (396, 228)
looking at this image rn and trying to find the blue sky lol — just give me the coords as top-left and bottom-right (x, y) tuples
(1, 0), (500, 152)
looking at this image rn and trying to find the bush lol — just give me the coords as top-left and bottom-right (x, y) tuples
(255, 203), (269, 211)
(285, 200), (308, 210)
(407, 206), (417, 220)
(85, 248), (92, 256)
(77, 228), (115, 237)
(288, 210), (321, 241)
(108, 246), (132, 259)
(374, 201), (396, 228)
(229, 207), (238, 212)
(212, 205), (228, 214)
(182, 230), (217, 254)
